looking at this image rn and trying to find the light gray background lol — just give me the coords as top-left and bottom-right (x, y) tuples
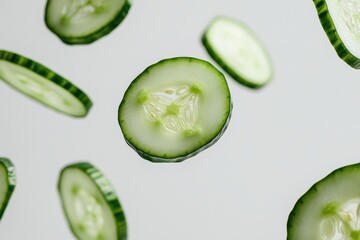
(1, 0), (360, 239)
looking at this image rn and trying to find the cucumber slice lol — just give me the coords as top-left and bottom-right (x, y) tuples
(202, 16), (273, 89)
(0, 50), (92, 117)
(313, 0), (360, 68)
(118, 57), (232, 163)
(58, 162), (127, 240)
(0, 158), (16, 221)
(45, 0), (131, 44)
(287, 163), (360, 240)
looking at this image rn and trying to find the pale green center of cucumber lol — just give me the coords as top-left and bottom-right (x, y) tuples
(15, 73), (68, 106)
(73, 188), (105, 239)
(320, 199), (360, 239)
(138, 84), (202, 136)
(337, 0), (360, 38)
(61, 0), (106, 23)
(221, 32), (262, 70)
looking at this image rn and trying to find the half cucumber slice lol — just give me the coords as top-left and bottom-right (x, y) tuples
(0, 158), (16, 221)
(58, 162), (127, 240)
(0, 50), (92, 117)
(118, 57), (232, 163)
(45, 0), (131, 44)
(202, 16), (273, 89)
(287, 163), (360, 240)
(313, 0), (360, 68)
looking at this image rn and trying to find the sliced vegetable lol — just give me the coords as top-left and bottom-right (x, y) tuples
(202, 16), (273, 88)
(0, 50), (92, 117)
(45, 0), (132, 44)
(58, 162), (127, 240)
(118, 57), (232, 163)
(0, 158), (16, 221)
(313, 0), (360, 68)
(287, 163), (360, 239)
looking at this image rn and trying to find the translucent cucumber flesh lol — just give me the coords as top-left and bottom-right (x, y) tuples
(61, 0), (107, 24)
(0, 60), (87, 117)
(327, 0), (360, 57)
(60, 167), (118, 240)
(337, 0), (360, 36)
(73, 189), (105, 238)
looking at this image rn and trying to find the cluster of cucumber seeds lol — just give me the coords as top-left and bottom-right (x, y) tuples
(137, 84), (202, 136)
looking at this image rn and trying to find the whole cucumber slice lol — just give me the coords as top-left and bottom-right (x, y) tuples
(58, 162), (127, 240)
(0, 50), (92, 117)
(202, 16), (273, 89)
(118, 57), (232, 163)
(45, 0), (131, 44)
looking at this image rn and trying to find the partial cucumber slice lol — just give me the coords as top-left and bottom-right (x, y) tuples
(0, 50), (92, 117)
(45, 0), (131, 44)
(287, 163), (360, 240)
(118, 57), (232, 163)
(313, 0), (360, 68)
(58, 162), (127, 240)
(0, 158), (16, 221)
(202, 16), (273, 89)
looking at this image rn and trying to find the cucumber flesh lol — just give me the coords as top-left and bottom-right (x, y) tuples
(202, 16), (273, 89)
(118, 57), (232, 163)
(287, 163), (360, 240)
(45, 0), (131, 44)
(0, 50), (92, 117)
(58, 162), (127, 240)
(0, 158), (16, 221)
(314, 0), (360, 68)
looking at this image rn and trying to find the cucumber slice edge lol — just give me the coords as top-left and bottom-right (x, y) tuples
(0, 50), (92, 117)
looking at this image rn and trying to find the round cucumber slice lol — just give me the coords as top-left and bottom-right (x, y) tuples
(118, 57), (232, 163)
(0, 50), (92, 117)
(202, 16), (273, 89)
(58, 162), (127, 240)
(287, 163), (360, 240)
(45, 0), (131, 44)
(313, 0), (360, 68)
(0, 158), (16, 221)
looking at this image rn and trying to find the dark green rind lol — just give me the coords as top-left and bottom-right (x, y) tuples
(201, 16), (273, 89)
(0, 50), (92, 117)
(118, 57), (232, 163)
(45, 0), (131, 45)
(313, 0), (360, 69)
(0, 158), (16, 221)
(287, 163), (360, 240)
(58, 162), (127, 240)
